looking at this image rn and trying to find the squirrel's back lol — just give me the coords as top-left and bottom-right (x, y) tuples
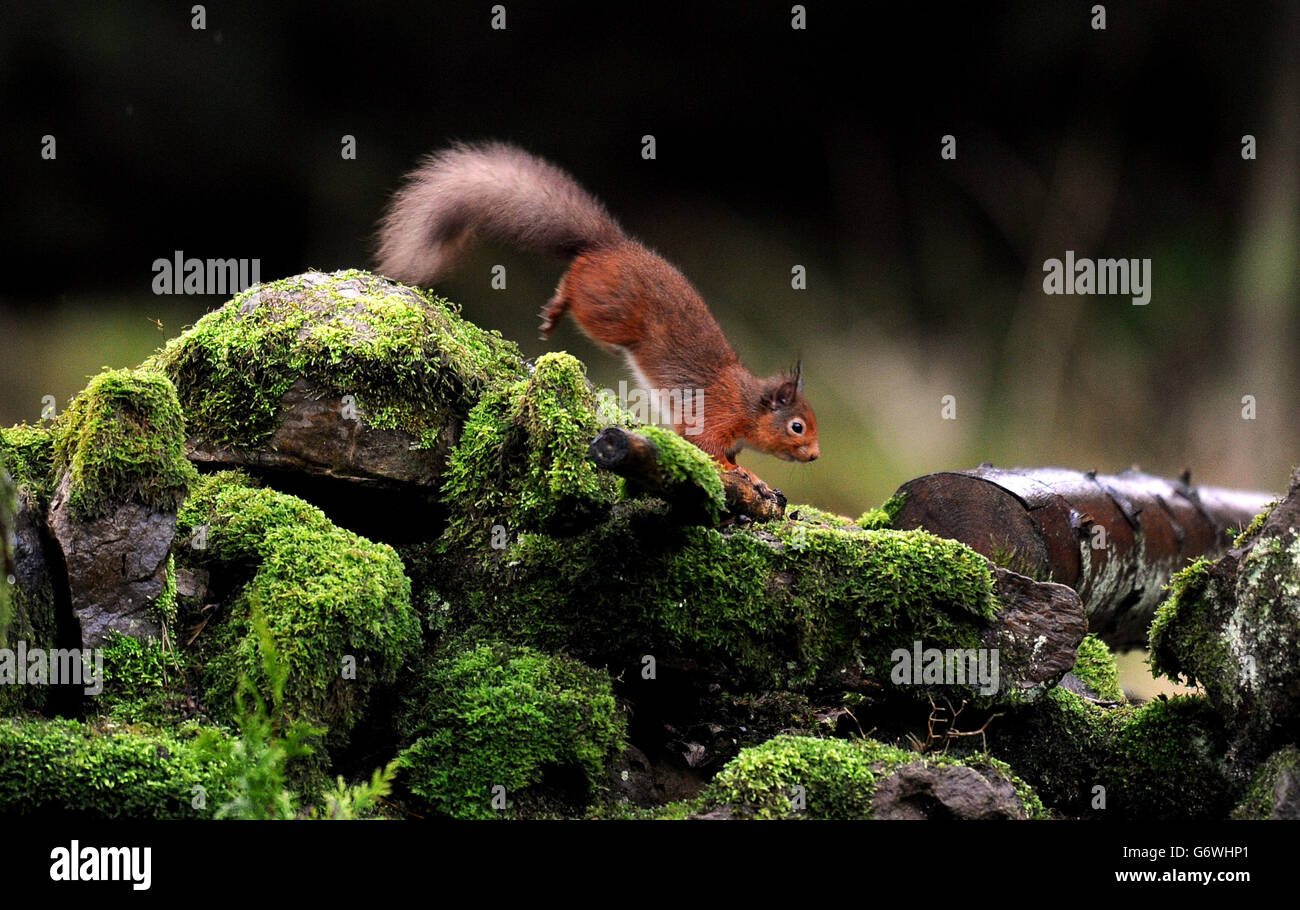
(375, 142), (626, 285)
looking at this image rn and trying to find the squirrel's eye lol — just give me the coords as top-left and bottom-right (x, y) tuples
(789, 420), (804, 435)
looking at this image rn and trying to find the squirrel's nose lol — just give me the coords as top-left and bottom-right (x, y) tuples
(806, 446), (819, 461)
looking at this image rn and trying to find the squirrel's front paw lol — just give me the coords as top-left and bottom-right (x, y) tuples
(726, 467), (781, 503)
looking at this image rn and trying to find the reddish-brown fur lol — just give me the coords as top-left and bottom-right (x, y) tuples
(376, 143), (820, 475)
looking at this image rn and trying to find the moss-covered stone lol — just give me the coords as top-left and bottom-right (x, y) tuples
(697, 733), (1045, 819)
(982, 690), (1234, 819)
(981, 687), (1126, 815)
(176, 471), (421, 751)
(1071, 634), (1124, 702)
(51, 368), (196, 521)
(145, 269), (524, 451)
(1104, 695), (1235, 819)
(0, 716), (236, 818)
(1150, 533), (1300, 758)
(396, 640), (625, 819)
(1232, 745), (1300, 819)
(0, 459), (14, 641)
(0, 424), (55, 510)
(0, 426), (59, 707)
(422, 500), (996, 693)
(438, 351), (617, 549)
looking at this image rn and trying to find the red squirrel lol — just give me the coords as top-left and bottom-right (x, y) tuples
(375, 142), (819, 484)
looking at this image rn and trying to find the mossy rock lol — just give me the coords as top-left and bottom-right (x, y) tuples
(980, 687), (1124, 815)
(176, 471), (421, 754)
(1103, 695), (1235, 819)
(439, 351), (618, 549)
(143, 270), (524, 536)
(0, 716), (237, 818)
(693, 734), (1045, 819)
(1232, 745), (1300, 819)
(1150, 526), (1300, 759)
(981, 690), (1235, 819)
(51, 368), (196, 522)
(0, 458), (13, 641)
(42, 368), (193, 646)
(396, 640), (626, 819)
(0, 427), (58, 711)
(419, 500), (1000, 695)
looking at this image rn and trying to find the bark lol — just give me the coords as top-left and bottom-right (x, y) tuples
(891, 465), (1274, 648)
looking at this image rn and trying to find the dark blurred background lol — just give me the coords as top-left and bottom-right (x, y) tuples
(2, 0), (1296, 521)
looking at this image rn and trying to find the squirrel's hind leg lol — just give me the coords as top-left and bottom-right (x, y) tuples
(539, 290), (571, 338)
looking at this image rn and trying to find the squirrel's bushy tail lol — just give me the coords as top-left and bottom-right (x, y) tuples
(375, 141), (626, 286)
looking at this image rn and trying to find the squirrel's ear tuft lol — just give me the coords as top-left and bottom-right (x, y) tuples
(761, 374), (800, 411)
(791, 360), (804, 394)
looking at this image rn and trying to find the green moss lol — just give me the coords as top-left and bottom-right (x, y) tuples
(0, 461), (13, 641)
(426, 501), (996, 694)
(1233, 745), (1300, 819)
(1148, 557), (1223, 688)
(700, 734), (1044, 819)
(50, 368), (196, 521)
(1071, 634), (1125, 702)
(0, 424), (55, 510)
(629, 425), (725, 521)
(99, 632), (176, 725)
(396, 640), (625, 819)
(1105, 696), (1234, 819)
(787, 503), (857, 529)
(0, 716), (237, 818)
(145, 269), (524, 450)
(438, 352), (617, 549)
(177, 471), (421, 750)
(858, 493), (905, 530)
(155, 554), (177, 631)
(1229, 502), (1276, 544)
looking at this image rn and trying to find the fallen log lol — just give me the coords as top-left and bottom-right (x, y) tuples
(589, 426), (785, 523)
(891, 465), (1274, 649)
